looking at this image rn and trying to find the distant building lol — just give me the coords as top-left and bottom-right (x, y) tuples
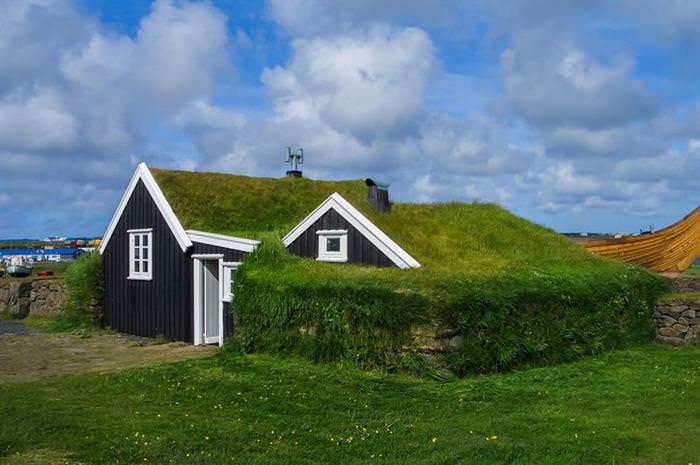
(0, 248), (83, 264)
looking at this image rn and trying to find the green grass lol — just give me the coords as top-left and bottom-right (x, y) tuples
(1, 345), (699, 465)
(659, 291), (700, 303)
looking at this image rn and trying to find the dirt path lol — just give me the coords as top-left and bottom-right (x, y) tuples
(0, 326), (217, 383)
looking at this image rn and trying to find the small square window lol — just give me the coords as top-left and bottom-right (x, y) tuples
(326, 237), (341, 252)
(317, 230), (348, 263)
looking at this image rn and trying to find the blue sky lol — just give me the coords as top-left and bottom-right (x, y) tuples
(2, 0), (700, 239)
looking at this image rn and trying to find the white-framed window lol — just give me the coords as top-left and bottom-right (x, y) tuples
(316, 229), (348, 262)
(221, 261), (241, 302)
(128, 229), (152, 280)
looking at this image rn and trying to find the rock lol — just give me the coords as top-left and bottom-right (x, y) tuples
(448, 335), (463, 348)
(684, 325), (700, 342)
(654, 315), (677, 327)
(672, 323), (689, 333)
(681, 309), (696, 318)
(667, 305), (688, 315)
(656, 335), (685, 346)
(659, 327), (682, 337)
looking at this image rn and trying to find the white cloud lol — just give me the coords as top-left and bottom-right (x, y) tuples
(262, 26), (435, 141)
(0, 87), (77, 150)
(502, 45), (659, 130)
(0, 0), (232, 237)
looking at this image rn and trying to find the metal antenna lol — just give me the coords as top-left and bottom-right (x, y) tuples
(285, 147), (304, 172)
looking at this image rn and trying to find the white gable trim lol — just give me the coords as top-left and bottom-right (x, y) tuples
(282, 193), (421, 269)
(98, 163), (192, 254)
(187, 230), (260, 253)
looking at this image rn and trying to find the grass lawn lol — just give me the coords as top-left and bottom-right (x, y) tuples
(1, 344), (699, 465)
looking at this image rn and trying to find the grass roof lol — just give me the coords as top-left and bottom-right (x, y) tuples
(152, 168), (618, 277)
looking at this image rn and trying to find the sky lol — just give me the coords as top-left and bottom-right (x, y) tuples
(2, 0), (700, 239)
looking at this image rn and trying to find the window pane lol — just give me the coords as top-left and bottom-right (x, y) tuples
(326, 237), (341, 252)
(134, 235), (140, 246)
(142, 234), (148, 247)
(134, 261), (141, 273)
(143, 261), (148, 273)
(134, 247), (140, 259)
(143, 247), (148, 260)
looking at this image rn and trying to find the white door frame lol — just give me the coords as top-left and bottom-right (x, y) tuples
(192, 254), (224, 346)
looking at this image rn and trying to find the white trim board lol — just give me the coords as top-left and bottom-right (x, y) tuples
(187, 230), (260, 253)
(98, 163), (192, 254)
(282, 192), (421, 269)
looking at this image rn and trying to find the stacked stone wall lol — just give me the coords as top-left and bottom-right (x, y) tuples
(654, 300), (700, 346)
(0, 279), (67, 318)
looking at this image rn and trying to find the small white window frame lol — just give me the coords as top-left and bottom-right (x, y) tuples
(221, 261), (241, 303)
(128, 228), (153, 280)
(316, 229), (348, 263)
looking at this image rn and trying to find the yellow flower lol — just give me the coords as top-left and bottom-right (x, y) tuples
(431, 437), (438, 443)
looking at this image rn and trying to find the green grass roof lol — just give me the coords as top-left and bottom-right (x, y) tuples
(151, 168), (612, 276)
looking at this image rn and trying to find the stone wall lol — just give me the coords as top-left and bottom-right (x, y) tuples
(409, 324), (462, 354)
(653, 300), (700, 346)
(0, 279), (67, 318)
(671, 277), (700, 293)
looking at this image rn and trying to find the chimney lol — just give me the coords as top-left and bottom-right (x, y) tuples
(365, 178), (391, 212)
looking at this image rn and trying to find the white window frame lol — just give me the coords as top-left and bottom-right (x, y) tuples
(316, 229), (348, 263)
(221, 261), (241, 303)
(128, 228), (152, 280)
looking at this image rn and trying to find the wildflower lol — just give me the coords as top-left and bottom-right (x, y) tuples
(431, 437), (438, 444)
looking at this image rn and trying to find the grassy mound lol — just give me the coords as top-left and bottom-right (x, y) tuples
(153, 168), (669, 373)
(235, 238), (666, 373)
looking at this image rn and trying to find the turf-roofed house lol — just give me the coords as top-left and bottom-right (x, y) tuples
(100, 162), (663, 372)
(98, 163), (420, 346)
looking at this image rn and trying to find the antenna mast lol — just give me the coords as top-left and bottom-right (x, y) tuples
(285, 147), (304, 178)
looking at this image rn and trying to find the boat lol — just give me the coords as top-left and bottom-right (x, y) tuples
(6, 258), (32, 278)
(582, 204), (700, 274)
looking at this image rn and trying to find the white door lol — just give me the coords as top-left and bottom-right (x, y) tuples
(202, 260), (221, 344)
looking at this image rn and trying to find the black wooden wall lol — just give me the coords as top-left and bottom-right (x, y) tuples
(287, 207), (394, 267)
(103, 180), (192, 341)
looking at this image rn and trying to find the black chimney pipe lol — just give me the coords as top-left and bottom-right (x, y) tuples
(365, 178), (391, 212)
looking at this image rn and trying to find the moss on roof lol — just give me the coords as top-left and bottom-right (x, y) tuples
(152, 167), (617, 276)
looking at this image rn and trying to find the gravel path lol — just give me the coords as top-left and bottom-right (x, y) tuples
(0, 319), (28, 336)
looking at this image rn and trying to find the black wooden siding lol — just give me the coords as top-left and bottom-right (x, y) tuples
(103, 179), (193, 341)
(103, 180), (251, 342)
(287, 207), (395, 267)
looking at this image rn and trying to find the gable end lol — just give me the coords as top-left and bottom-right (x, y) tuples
(99, 163), (191, 254)
(282, 193), (420, 269)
